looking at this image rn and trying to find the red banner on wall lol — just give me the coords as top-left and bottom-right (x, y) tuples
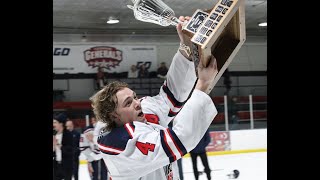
(206, 131), (231, 152)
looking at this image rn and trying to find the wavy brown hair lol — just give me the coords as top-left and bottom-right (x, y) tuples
(90, 81), (128, 131)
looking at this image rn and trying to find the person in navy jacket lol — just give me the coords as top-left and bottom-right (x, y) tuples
(190, 130), (211, 180)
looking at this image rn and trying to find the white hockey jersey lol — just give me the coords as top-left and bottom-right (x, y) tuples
(80, 127), (102, 162)
(95, 51), (218, 180)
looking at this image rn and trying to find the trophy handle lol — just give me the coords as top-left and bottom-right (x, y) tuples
(127, 5), (134, 10)
(170, 17), (182, 26)
(170, 17), (190, 27)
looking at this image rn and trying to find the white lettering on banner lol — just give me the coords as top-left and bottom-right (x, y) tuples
(53, 45), (157, 74)
(84, 48), (122, 61)
(84, 46), (123, 70)
(53, 48), (70, 56)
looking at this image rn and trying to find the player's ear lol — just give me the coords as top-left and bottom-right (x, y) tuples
(110, 112), (120, 121)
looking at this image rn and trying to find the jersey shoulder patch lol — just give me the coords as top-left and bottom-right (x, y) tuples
(97, 122), (135, 155)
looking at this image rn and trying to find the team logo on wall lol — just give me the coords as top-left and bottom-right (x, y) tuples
(84, 46), (123, 70)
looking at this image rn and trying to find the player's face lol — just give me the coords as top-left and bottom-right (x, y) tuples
(91, 117), (97, 125)
(114, 88), (145, 125)
(65, 121), (73, 131)
(53, 119), (63, 132)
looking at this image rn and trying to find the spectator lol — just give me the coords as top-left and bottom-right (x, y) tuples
(157, 62), (168, 79)
(128, 65), (138, 78)
(66, 119), (81, 180)
(53, 113), (74, 180)
(97, 67), (106, 89)
(228, 96), (239, 130)
(223, 68), (231, 95)
(138, 64), (149, 78)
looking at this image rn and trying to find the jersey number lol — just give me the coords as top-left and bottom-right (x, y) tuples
(136, 141), (155, 155)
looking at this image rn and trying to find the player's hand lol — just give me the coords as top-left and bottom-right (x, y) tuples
(85, 132), (94, 143)
(195, 56), (218, 93)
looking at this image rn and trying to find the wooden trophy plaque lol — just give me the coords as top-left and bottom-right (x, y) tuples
(182, 0), (246, 94)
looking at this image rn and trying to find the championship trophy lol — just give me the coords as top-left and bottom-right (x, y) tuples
(127, 0), (246, 94)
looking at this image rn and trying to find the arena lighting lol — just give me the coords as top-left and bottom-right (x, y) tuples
(258, 22), (267, 27)
(107, 17), (119, 24)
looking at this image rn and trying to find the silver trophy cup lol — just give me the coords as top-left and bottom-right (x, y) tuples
(127, 0), (182, 26)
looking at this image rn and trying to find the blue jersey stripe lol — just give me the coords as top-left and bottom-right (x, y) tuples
(160, 130), (175, 162)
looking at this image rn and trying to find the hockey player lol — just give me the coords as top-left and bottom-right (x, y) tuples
(80, 119), (108, 180)
(90, 16), (219, 180)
